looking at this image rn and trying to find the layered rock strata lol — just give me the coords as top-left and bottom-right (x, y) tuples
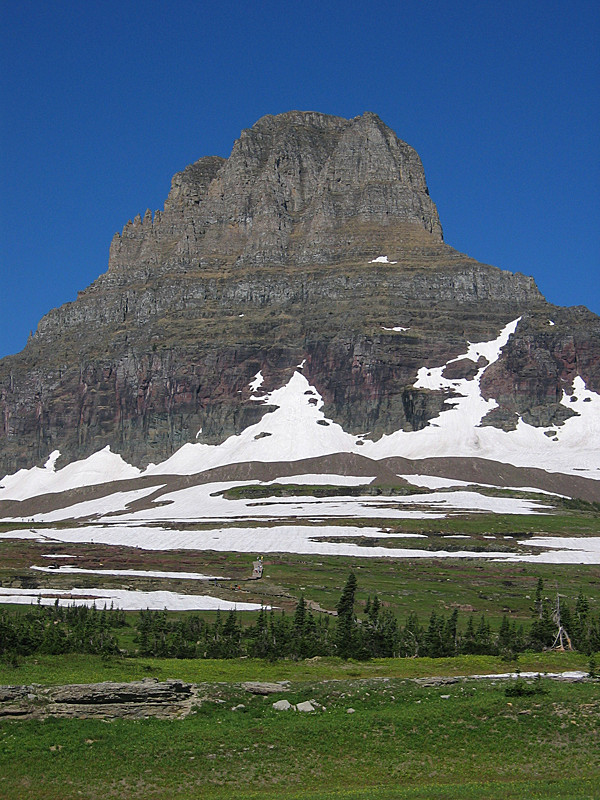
(0, 111), (598, 474)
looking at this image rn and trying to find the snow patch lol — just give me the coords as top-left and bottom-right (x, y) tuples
(469, 671), (587, 680)
(0, 586), (265, 611)
(370, 255), (397, 264)
(502, 536), (600, 564)
(143, 372), (359, 476)
(30, 565), (227, 580)
(249, 370), (264, 392)
(267, 474), (376, 486)
(359, 321), (600, 476)
(2, 525), (599, 563)
(44, 450), (60, 470)
(41, 554), (78, 559)
(109, 481), (543, 524)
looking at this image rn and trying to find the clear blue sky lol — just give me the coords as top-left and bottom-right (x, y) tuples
(1, 0), (598, 358)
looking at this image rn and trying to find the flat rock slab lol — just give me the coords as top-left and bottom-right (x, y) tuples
(413, 677), (459, 686)
(49, 679), (192, 704)
(0, 680), (195, 720)
(242, 681), (290, 695)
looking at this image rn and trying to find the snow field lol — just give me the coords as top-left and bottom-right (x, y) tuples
(397, 474), (567, 497)
(103, 482), (545, 525)
(2, 524), (600, 563)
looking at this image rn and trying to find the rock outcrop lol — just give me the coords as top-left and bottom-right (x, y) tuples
(0, 679), (195, 719)
(0, 111), (598, 474)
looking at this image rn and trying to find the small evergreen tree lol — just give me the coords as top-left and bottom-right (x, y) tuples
(335, 573), (358, 659)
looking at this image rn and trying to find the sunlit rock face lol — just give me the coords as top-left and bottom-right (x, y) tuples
(0, 111), (598, 476)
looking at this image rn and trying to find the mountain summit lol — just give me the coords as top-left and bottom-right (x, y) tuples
(0, 111), (598, 496)
(109, 111), (443, 277)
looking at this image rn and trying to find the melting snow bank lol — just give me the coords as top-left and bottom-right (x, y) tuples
(414, 670), (590, 684)
(0, 525), (428, 557)
(0, 587), (266, 611)
(2, 525), (600, 563)
(370, 255), (397, 264)
(397, 474), (567, 497)
(143, 371), (360, 475)
(30, 566), (227, 580)
(361, 324), (600, 477)
(109, 483), (543, 524)
(505, 536), (600, 564)
(268, 474), (376, 486)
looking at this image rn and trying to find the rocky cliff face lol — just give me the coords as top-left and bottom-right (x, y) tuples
(107, 111), (443, 276)
(0, 111), (598, 474)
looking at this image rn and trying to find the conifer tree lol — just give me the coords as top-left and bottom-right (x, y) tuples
(335, 572), (358, 659)
(462, 615), (477, 654)
(474, 615), (494, 655)
(399, 612), (422, 657)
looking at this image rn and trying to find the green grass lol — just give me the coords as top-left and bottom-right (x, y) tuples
(2, 536), (598, 625)
(232, 783), (600, 800)
(256, 554), (600, 623)
(0, 652), (588, 687)
(1, 501), (598, 798)
(0, 677), (598, 800)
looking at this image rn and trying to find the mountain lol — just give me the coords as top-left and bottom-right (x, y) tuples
(1, 110), (599, 517)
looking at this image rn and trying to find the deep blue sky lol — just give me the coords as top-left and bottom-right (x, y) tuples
(1, 0), (598, 358)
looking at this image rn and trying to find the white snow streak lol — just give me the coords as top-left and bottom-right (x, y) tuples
(370, 255), (397, 264)
(6, 486), (163, 524)
(249, 370), (264, 392)
(398, 474), (566, 497)
(109, 482), (542, 524)
(30, 565), (227, 580)
(268, 474), (376, 486)
(0, 586), (265, 611)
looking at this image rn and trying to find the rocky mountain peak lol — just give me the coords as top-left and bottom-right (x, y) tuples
(1, 111), (598, 478)
(108, 111), (442, 275)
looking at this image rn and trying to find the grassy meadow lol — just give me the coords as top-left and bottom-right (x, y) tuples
(1, 503), (599, 798)
(0, 672), (598, 800)
(0, 651), (589, 687)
